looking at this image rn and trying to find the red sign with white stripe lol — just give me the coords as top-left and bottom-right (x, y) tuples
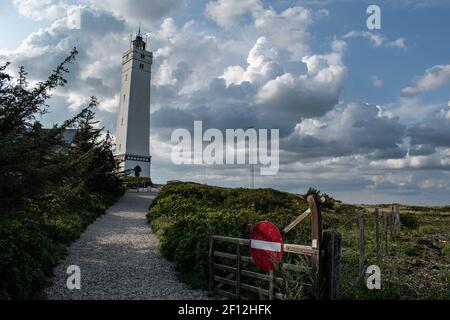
(250, 221), (283, 271)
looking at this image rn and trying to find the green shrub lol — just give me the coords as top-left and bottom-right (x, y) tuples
(419, 225), (441, 235)
(0, 217), (65, 299)
(401, 213), (419, 229)
(147, 183), (314, 289)
(0, 187), (119, 299)
(121, 176), (153, 189)
(442, 244), (450, 257)
(403, 243), (424, 257)
(0, 50), (124, 300)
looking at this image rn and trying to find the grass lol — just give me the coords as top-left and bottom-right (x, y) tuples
(120, 176), (152, 189)
(329, 204), (450, 299)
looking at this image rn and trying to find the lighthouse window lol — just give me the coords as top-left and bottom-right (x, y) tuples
(139, 63), (144, 70)
(121, 118), (123, 126)
(141, 54), (145, 59)
(125, 74), (128, 81)
(123, 94), (126, 101)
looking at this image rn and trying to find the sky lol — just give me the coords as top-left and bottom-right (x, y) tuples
(0, 0), (449, 205)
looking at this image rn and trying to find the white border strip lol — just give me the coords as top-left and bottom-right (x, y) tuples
(251, 240), (282, 252)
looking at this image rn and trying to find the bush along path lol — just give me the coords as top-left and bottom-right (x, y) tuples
(46, 191), (208, 300)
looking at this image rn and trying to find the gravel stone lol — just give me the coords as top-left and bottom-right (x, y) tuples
(46, 191), (208, 300)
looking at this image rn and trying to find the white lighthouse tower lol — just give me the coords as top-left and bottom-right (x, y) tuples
(114, 29), (153, 178)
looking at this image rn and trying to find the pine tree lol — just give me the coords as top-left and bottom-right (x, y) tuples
(0, 49), (78, 211)
(67, 98), (122, 200)
(0, 49), (124, 300)
(0, 48), (122, 212)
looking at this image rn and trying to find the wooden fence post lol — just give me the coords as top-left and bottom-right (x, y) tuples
(307, 195), (322, 300)
(383, 211), (388, 255)
(389, 210), (394, 240)
(208, 226), (215, 296)
(236, 244), (241, 300)
(269, 271), (274, 300)
(358, 211), (365, 279)
(322, 230), (342, 300)
(374, 209), (381, 265)
(393, 204), (400, 240)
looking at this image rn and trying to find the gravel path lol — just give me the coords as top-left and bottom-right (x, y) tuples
(46, 191), (208, 300)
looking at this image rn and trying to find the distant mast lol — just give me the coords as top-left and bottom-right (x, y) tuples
(114, 28), (153, 178)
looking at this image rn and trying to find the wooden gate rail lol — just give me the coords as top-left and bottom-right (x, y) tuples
(209, 235), (317, 300)
(208, 195), (326, 300)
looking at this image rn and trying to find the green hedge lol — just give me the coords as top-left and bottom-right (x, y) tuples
(0, 49), (126, 300)
(0, 186), (123, 300)
(147, 182), (312, 289)
(121, 177), (153, 189)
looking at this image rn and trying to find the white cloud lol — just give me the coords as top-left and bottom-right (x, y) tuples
(221, 65), (245, 86)
(0, 5), (128, 118)
(388, 37), (407, 49)
(383, 96), (442, 124)
(154, 46), (172, 59)
(66, 92), (89, 112)
(87, 0), (182, 23)
(295, 119), (327, 136)
(205, 0), (263, 29)
(99, 94), (120, 113)
(420, 179), (449, 189)
(402, 64), (450, 95)
(13, 0), (69, 21)
(343, 31), (384, 47)
(284, 101), (406, 159)
(407, 108), (450, 149)
(150, 18), (223, 95)
(370, 150), (450, 170)
(372, 75), (383, 88)
(5, 0), (450, 204)
(154, 59), (177, 86)
(343, 31), (407, 50)
(253, 6), (312, 60)
(331, 39), (347, 52)
(151, 10), (347, 134)
(255, 42), (346, 119)
(207, 2), (314, 60)
(13, 0), (182, 24)
(221, 36), (282, 86)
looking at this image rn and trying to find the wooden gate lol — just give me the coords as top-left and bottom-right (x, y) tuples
(208, 195), (341, 300)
